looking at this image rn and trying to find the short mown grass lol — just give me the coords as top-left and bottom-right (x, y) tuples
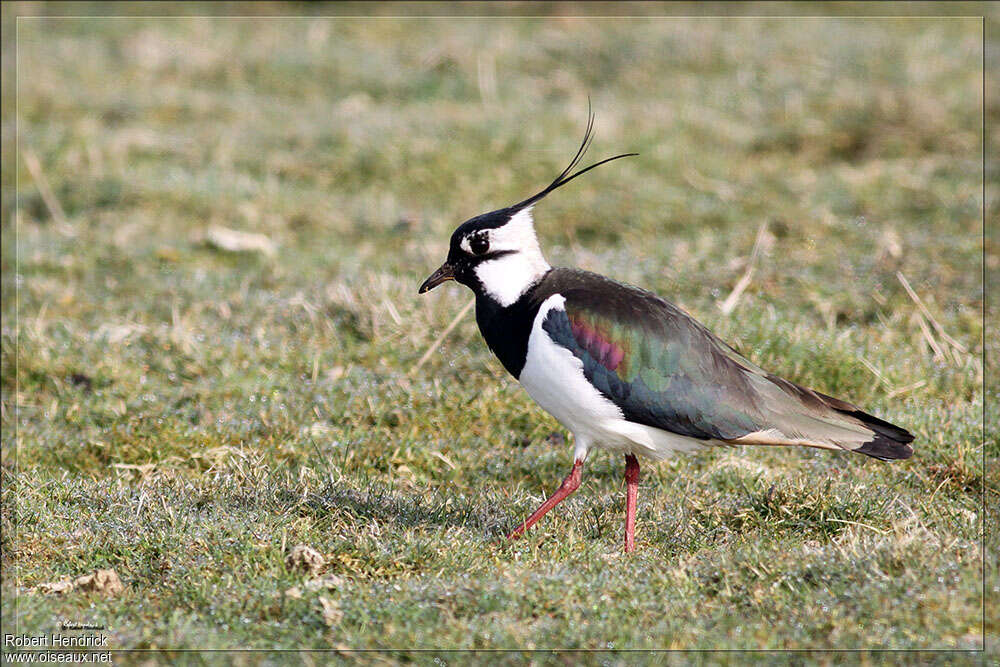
(2, 4), (994, 659)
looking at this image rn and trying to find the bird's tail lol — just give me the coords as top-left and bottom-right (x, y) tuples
(838, 407), (915, 460)
(804, 387), (914, 460)
(738, 374), (916, 461)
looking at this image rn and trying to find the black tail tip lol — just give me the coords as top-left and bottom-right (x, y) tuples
(855, 433), (915, 461)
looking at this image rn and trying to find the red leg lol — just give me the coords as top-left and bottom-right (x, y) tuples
(624, 454), (640, 552)
(507, 460), (584, 540)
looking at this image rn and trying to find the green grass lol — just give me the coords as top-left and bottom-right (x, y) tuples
(2, 4), (993, 659)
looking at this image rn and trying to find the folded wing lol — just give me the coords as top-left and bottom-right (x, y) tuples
(539, 269), (913, 460)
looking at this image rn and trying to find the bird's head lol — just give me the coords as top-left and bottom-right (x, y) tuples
(419, 112), (636, 307)
(418, 205), (546, 307)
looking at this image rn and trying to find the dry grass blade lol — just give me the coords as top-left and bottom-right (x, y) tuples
(896, 271), (968, 362)
(410, 297), (476, 376)
(22, 147), (72, 234)
(886, 379), (927, 399)
(719, 221), (768, 315)
(859, 357), (889, 387)
(206, 225), (276, 257)
(477, 52), (498, 106)
(431, 450), (457, 470)
(915, 312), (945, 361)
(827, 518), (888, 535)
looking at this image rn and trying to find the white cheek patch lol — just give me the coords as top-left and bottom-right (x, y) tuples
(490, 209), (537, 252)
(466, 207), (551, 306)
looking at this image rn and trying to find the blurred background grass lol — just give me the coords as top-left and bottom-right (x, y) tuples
(1, 1), (993, 656)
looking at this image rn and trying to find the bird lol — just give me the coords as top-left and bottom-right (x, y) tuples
(418, 113), (914, 552)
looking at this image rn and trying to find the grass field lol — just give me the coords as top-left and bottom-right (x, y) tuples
(2, 3), (994, 660)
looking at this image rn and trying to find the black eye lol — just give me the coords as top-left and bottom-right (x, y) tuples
(469, 235), (490, 255)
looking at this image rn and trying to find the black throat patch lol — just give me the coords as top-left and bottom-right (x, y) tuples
(474, 271), (554, 379)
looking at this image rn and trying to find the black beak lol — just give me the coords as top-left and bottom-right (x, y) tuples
(418, 262), (455, 294)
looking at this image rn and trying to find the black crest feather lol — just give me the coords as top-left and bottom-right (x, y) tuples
(513, 104), (637, 212)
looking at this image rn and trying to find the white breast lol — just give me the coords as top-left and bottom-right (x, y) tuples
(518, 295), (712, 462)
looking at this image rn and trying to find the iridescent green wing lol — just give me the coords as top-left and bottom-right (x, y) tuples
(540, 278), (765, 441)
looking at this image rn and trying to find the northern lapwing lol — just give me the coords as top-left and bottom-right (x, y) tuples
(418, 114), (914, 552)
